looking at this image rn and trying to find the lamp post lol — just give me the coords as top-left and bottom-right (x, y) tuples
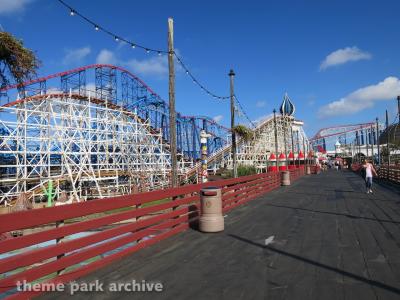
(358, 131), (363, 163)
(366, 128), (369, 158)
(370, 124), (374, 162)
(376, 117), (380, 165)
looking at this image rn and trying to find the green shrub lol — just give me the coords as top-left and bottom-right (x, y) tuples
(237, 165), (257, 177)
(219, 164), (257, 178)
(233, 125), (254, 141)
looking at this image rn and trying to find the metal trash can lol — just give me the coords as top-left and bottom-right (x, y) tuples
(306, 166), (311, 175)
(281, 171), (291, 186)
(199, 187), (224, 232)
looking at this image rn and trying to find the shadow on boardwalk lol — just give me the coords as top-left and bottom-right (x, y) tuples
(40, 170), (400, 300)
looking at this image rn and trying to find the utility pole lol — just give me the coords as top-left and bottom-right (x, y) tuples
(370, 124), (374, 162)
(273, 109), (279, 161)
(397, 96), (400, 125)
(376, 117), (380, 165)
(359, 131), (362, 163)
(386, 109), (390, 177)
(168, 18), (177, 187)
(229, 69), (237, 178)
(386, 109), (389, 128)
(357, 130), (361, 163)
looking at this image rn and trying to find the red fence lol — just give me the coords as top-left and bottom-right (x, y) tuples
(351, 163), (400, 184)
(289, 167), (306, 181)
(0, 172), (291, 299)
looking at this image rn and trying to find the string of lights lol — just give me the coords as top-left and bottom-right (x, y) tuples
(57, 0), (231, 101)
(57, 0), (166, 54)
(173, 54), (230, 100)
(234, 95), (256, 128)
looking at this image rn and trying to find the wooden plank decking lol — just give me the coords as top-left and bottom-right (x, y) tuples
(39, 170), (400, 300)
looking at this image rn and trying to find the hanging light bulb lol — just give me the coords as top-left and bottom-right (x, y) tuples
(131, 44), (136, 49)
(186, 70), (189, 75)
(114, 36), (119, 42)
(70, 9), (75, 16)
(145, 48), (150, 53)
(157, 51), (162, 56)
(94, 25), (99, 31)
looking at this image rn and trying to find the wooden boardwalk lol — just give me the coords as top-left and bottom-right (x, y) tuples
(40, 170), (400, 300)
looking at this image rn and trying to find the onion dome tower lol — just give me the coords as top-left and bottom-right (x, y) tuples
(280, 93), (295, 116)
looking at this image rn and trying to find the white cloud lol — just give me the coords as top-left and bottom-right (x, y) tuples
(126, 56), (168, 77)
(213, 115), (223, 123)
(256, 100), (266, 108)
(96, 49), (118, 65)
(95, 48), (182, 78)
(0, 0), (32, 15)
(319, 76), (400, 117)
(320, 46), (371, 70)
(63, 46), (91, 65)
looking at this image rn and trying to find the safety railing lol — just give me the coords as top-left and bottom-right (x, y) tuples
(351, 163), (400, 185)
(377, 166), (400, 184)
(0, 172), (283, 299)
(289, 167), (306, 181)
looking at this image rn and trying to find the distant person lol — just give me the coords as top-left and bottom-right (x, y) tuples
(362, 159), (377, 194)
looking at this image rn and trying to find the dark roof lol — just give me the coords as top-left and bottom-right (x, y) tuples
(379, 123), (400, 146)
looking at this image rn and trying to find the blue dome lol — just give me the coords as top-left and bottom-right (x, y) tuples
(280, 93), (295, 116)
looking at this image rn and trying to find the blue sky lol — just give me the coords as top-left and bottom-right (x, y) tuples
(1, 0), (400, 137)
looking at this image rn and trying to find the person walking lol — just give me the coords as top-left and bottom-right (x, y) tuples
(362, 159), (377, 194)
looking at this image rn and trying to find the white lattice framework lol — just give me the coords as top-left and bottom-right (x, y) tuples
(0, 93), (193, 206)
(208, 115), (309, 171)
(0, 91), (309, 206)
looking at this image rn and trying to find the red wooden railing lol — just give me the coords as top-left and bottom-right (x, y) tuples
(289, 167), (306, 181)
(0, 172), (287, 299)
(351, 163), (400, 184)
